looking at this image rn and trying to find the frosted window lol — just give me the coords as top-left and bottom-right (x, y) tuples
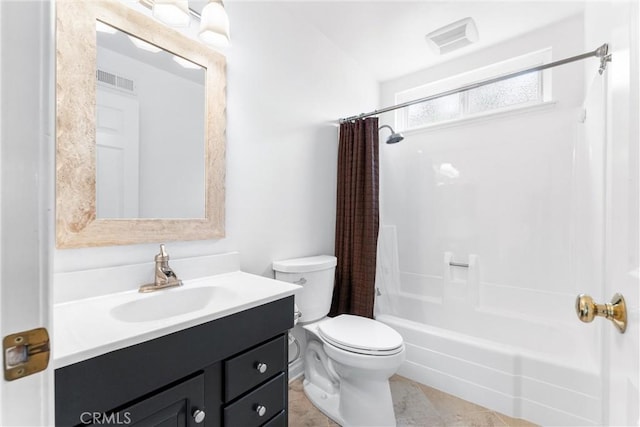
(466, 72), (541, 114)
(396, 50), (550, 130)
(406, 93), (460, 128)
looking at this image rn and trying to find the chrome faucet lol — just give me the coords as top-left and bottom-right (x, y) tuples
(139, 244), (183, 293)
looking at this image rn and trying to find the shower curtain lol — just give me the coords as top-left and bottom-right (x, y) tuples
(329, 117), (380, 319)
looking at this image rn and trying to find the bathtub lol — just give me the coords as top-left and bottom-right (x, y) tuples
(377, 314), (601, 426)
(375, 227), (604, 426)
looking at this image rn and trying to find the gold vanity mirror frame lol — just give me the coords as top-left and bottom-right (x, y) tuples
(56, 0), (226, 248)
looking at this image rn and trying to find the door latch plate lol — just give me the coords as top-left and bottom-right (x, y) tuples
(3, 327), (50, 381)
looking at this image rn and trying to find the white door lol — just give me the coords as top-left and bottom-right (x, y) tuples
(581, 1), (640, 425)
(601, 1), (639, 425)
(0, 0), (53, 426)
(96, 89), (140, 218)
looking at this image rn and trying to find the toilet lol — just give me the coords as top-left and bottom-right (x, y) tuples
(273, 255), (405, 427)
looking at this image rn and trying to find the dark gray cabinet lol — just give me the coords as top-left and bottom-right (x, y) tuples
(55, 297), (293, 427)
(87, 374), (206, 427)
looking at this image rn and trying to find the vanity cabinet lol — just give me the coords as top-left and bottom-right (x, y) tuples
(55, 297), (293, 427)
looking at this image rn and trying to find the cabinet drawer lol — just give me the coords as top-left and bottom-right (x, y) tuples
(224, 335), (286, 401)
(223, 373), (285, 427)
(262, 410), (286, 427)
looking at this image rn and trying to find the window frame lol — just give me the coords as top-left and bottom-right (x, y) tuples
(395, 48), (553, 131)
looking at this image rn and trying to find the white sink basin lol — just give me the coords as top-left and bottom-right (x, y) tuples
(54, 271), (301, 369)
(110, 286), (236, 323)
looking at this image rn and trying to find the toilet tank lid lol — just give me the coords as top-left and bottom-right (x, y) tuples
(273, 255), (337, 273)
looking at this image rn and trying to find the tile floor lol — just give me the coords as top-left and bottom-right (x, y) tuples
(288, 375), (539, 427)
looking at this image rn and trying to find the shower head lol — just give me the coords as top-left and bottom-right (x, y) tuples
(386, 132), (404, 144)
(378, 124), (404, 144)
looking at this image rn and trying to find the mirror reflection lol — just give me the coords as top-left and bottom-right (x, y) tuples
(95, 21), (206, 219)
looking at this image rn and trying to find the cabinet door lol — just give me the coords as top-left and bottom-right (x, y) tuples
(84, 374), (206, 427)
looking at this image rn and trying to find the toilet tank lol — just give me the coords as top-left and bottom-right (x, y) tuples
(273, 255), (337, 323)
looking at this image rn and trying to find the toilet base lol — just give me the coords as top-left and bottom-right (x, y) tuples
(301, 321), (403, 427)
(303, 378), (345, 426)
(303, 374), (397, 427)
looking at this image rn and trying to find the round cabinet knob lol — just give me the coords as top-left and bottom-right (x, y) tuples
(255, 405), (267, 417)
(256, 362), (268, 374)
(192, 409), (206, 424)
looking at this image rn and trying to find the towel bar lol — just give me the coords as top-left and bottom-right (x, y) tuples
(449, 261), (469, 268)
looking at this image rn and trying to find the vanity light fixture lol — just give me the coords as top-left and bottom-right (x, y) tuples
(138, 0), (231, 48)
(127, 35), (162, 53)
(152, 0), (191, 27)
(198, 0), (230, 48)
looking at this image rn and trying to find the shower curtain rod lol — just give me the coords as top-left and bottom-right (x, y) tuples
(339, 43), (611, 124)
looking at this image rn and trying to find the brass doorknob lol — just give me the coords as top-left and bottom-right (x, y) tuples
(575, 293), (627, 333)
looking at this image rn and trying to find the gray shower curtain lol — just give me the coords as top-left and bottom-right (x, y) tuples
(329, 117), (380, 319)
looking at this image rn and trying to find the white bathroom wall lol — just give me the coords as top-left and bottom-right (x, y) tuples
(54, 2), (378, 279)
(224, 2), (380, 276)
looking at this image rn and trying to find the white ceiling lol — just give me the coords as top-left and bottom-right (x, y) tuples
(279, 1), (587, 82)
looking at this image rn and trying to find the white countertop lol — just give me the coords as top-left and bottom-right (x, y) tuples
(54, 271), (300, 369)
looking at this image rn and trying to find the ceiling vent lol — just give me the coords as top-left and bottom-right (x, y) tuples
(96, 69), (136, 94)
(425, 17), (478, 55)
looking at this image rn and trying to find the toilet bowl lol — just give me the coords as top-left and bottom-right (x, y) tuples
(273, 255), (406, 427)
(303, 315), (405, 427)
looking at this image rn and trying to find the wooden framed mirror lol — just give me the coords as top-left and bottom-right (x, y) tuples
(56, 0), (225, 248)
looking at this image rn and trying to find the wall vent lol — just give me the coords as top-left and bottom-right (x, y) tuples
(425, 17), (479, 55)
(96, 69), (136, 94)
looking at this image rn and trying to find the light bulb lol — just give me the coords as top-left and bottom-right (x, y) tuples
(153, 0), (190, 27)
(198, 0), (230, 48)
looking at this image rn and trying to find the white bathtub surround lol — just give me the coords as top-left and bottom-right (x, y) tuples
(443, 252), (479, 305)
(375, 213), (603, 426)
(374, 13), (612, 426)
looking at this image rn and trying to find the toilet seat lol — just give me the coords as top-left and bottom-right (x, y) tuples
(318, 315), (404, 356)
